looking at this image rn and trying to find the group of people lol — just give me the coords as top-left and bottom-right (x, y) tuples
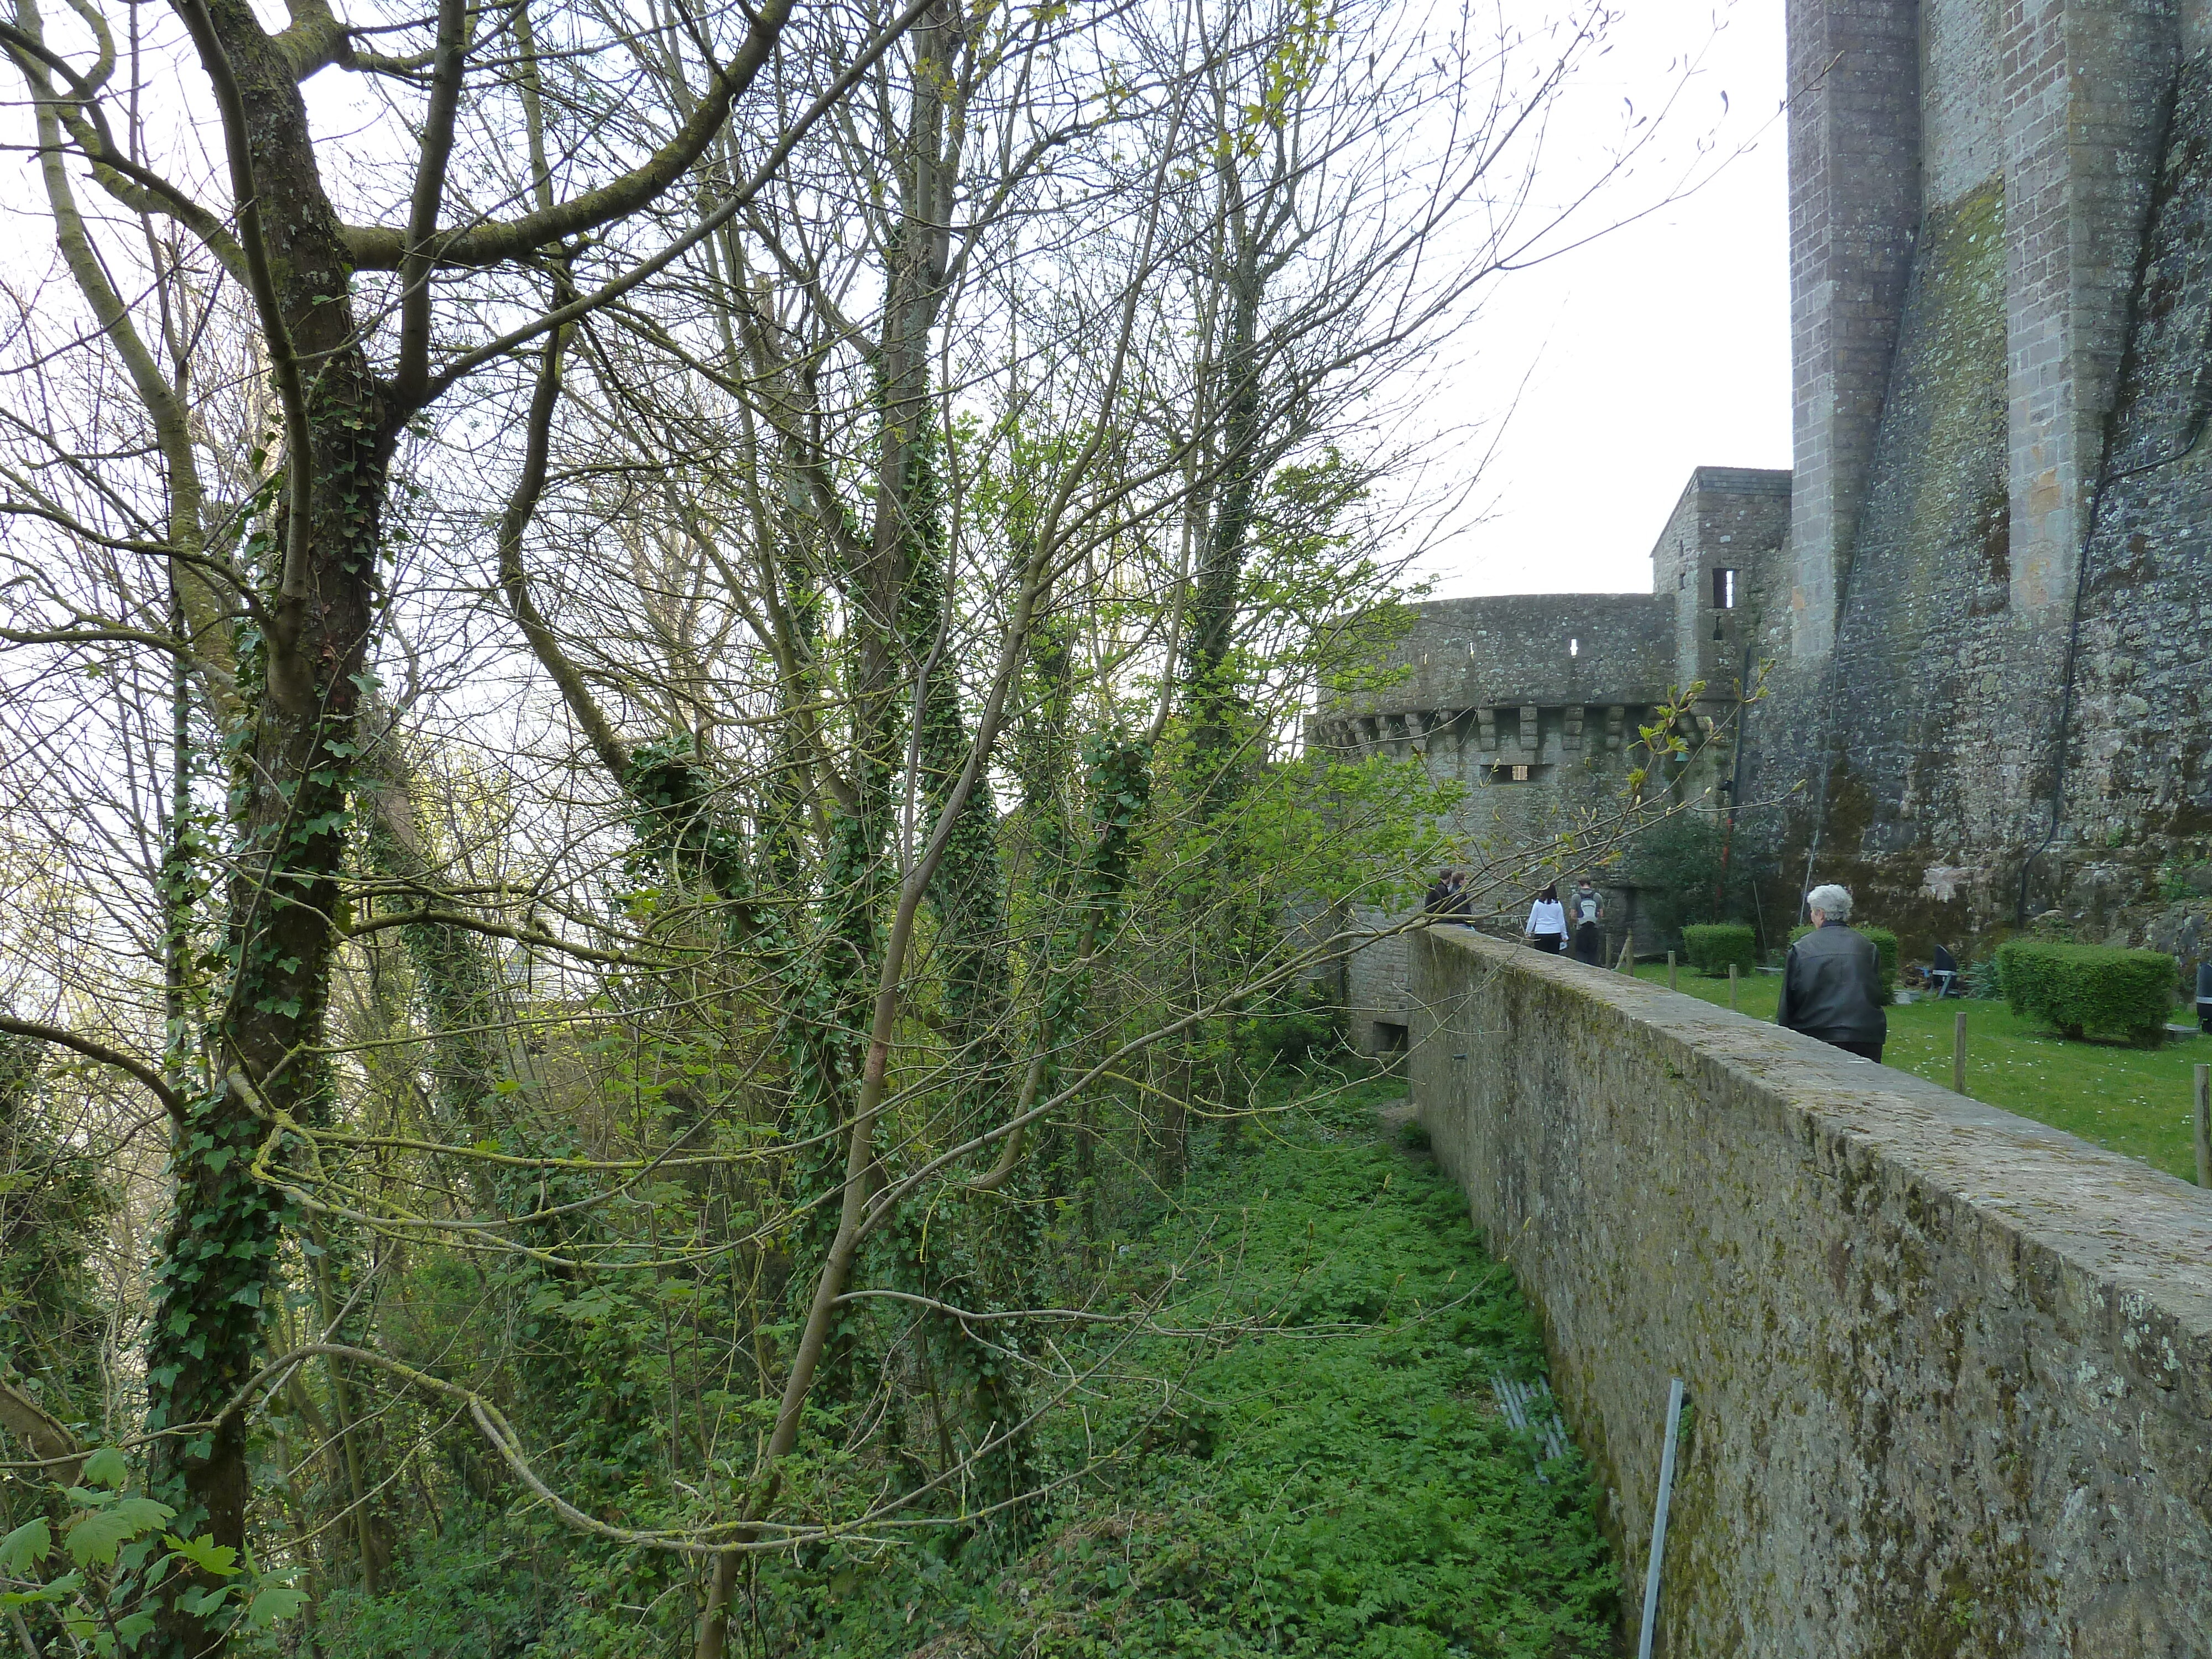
(1428, 870), (1890, 1062)
(1424, 869), (1608, 966)
(1422, 869), (1475, 920)
(1523, 879), (1608, 964)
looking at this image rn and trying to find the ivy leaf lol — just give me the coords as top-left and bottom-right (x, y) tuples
(65, 1498), (174, 1568)
(163, 1533), (242, 1577)
(1, 1582), (75, 1608)
(178, 1582), (232, 1617)
(247, 1584), (310, 1627)
(0, 1517), (50, 1574)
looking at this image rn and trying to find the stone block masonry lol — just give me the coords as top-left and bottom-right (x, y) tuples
(1745, 0), (2212, 952)
(1320, 0), (2212, 1013)
(2065, 47), (2212, 868)
(1786, 0), (1919, 664)
(1647, 467), (1790, 709)
(1410, 925), (2212, 1656)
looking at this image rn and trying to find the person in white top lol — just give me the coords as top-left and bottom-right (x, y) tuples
(1525, 883), (1567, 953)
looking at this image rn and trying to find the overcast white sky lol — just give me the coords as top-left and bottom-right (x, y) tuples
(1412, 0), (1790, 598)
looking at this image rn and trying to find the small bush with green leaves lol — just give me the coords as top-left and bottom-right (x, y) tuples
(1681, 923), (1756, 977)
(1787, 925), (1897, 1000)
(1235, 979), (1347, 1068)
(0, 1445), (306, 1653)
(1624, 813), (1753, 932)
(1994, 940), (2177, 1045)
(2158, 859), (2211, 901)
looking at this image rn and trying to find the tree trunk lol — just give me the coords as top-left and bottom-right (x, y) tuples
(142, 5), (387, 1651)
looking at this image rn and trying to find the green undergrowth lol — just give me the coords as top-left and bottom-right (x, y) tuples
(1633, 963), (2211, 1181)
(778, 1070), (1617, 1658)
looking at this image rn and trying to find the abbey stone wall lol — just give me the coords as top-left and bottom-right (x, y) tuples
(1743, 0), (2212, 951)
(1323, 1), (2212, 1047)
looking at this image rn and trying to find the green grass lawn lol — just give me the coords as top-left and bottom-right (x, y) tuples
(1629, 962), (2211, 1183)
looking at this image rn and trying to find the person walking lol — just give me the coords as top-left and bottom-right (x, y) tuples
(1525, 883), (1567, 954)
(1776, 883), (1887, 1061)
(1569, 878), (1605, 964)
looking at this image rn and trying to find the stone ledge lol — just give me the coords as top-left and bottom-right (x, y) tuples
(1409, 924), (2212, 1655)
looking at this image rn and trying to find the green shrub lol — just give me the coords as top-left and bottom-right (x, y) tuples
(1681, 923), (1756, 977)
(1994, 940), (2177, 1045)
(1235, 980), (1345, 1067)
(1787, 924), (1897, 1000)
(1624, 813), (1752, 932)
(1961, 959), (2002, 1000)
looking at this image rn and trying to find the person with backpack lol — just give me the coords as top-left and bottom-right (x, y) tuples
(1423, 869), (1455, 916)
(1776, 883), (1887, 1061)
(1569, 878), (1605, 964)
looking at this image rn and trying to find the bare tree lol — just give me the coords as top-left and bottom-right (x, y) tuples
(0, 0), (1718, 1651)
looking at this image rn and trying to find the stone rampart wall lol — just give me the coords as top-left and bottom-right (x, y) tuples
(2066, 48), (2212, 871)
(1408, 926), (2212, 1655)
(1323, 593), (1674, 717)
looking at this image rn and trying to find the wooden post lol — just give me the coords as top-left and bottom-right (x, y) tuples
(1727, 964), (1738, 1011)
(2195, 1064), (2209, 1189)
(1666, 951), (1677, 992)
(1952, 1011), (1968, 1097)
(1617, 936), (1635, 973)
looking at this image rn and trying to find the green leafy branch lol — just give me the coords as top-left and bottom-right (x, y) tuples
(0, 1447), (304, 1655)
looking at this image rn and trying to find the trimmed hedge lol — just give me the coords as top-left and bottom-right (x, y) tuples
(1681, 923), (1756, 977)
(1788, 924), (1898, 1000)
(1994, 940), (2176, 1045)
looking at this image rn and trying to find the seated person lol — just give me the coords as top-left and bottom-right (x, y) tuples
(1929, 943), (1959, 998)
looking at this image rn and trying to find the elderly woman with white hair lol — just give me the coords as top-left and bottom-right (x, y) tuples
(1774, 883), (1888, 1061)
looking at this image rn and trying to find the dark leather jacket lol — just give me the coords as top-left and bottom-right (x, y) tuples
(1775, 923), (1887, 1044)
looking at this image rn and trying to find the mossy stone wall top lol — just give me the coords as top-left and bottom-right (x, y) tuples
(1410, 925), (2212, 1656)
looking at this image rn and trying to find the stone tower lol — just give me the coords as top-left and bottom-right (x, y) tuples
(1314, 469), (1788, 1051)
(1750, 0), (2212, 944)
